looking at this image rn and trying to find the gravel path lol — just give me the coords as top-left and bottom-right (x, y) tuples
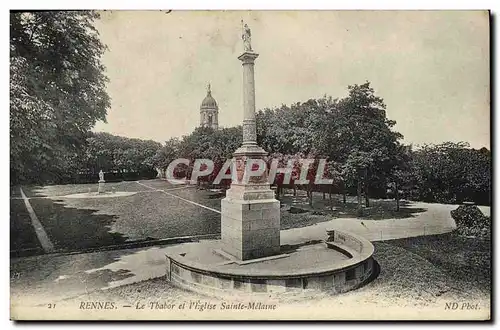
(281, 202), (464, 244)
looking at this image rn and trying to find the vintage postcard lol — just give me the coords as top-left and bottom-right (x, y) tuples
(9, 10), (491, 321)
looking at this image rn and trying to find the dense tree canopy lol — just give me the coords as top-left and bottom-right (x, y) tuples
(84, 132), (161, 175)
(153, 126), (242, 184)
(176, 126), (242, 162)
(10, 11), (110, 184)
(410, 142), (491, 205)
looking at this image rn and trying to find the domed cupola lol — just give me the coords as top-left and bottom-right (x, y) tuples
(200, 83), (219, 129)
(200, 84), (218, 110)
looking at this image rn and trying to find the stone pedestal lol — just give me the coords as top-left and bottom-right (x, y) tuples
(221, 50), (281, 261)
(98, 180), (106, 194)
(221, 183), (280, 260)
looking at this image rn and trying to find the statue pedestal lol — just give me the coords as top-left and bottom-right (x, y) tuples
(221, 146), (280, 261)
(221, 191), (280, 261)
(98, 180), (106, 194)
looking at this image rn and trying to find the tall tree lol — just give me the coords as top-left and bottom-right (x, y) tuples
(335, 82), (403, 209)
(389, 144), (415, 211)
(256, 100), (325, 156)
(153, 137), (181, 177)
(10, 11), (110, 184)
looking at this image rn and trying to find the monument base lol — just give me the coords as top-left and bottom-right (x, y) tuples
(98, 180), (106, 194)
(221, 184), (280, 260)
(233, 143), (267, 157)
(164, 232), (376, 298)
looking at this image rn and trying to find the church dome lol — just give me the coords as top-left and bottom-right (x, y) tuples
(200, 84), (218, 109)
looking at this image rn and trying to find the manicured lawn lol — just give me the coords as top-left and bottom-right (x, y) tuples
(28, 189), (220, 252)
(166, 186), (222, 211)
(10, 199), (43, 257)
(383, 232), (491, 296)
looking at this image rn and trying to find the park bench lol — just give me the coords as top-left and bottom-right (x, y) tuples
(324, 230), (356, 259)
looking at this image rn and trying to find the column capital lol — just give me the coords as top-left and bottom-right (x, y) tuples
(238, 52), (259, 64)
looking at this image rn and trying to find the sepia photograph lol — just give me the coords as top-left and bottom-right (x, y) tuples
(9, 9), (491, 321)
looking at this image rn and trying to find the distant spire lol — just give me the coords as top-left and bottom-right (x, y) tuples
(207, 83), (211, 95)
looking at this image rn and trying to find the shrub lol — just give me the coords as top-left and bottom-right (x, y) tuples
(450, 205), (490, 238)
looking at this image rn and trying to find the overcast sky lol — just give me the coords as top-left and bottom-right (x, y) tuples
(93, 10), (489, 149)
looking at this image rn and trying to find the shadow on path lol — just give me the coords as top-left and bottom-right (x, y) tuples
(280, 239), (323, 254)
(29, 198), (128, 252)
(11, 247), (140, 304)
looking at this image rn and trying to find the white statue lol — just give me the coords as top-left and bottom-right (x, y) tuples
(242, 22), (252, 52)
(99, 170), (104, 181)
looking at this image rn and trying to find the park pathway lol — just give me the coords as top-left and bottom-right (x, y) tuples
(281, 202), (461, 245)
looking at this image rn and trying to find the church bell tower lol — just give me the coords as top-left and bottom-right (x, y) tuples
(200, 83), (219, 129)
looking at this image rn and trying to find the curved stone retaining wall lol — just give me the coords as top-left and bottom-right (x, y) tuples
(165, 230), (375, 297)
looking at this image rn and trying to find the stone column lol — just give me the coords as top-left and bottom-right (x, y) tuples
(234, 52), (265, 155)
(220, 49), (281, 261)
(239, 52), (259, 146)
